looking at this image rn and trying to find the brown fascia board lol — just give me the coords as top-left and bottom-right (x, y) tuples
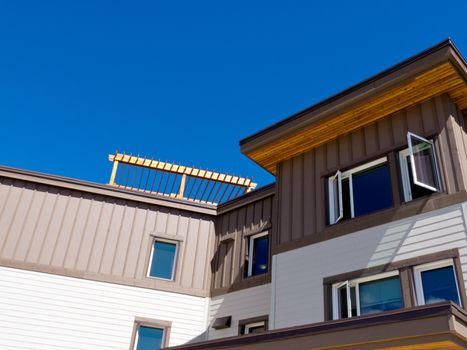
(0, 165), (217, 215)
(166, 302), (467, 350)
(217, 182), (275, 214)
(239, 38), (467, 156)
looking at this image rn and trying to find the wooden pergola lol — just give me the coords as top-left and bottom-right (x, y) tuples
(108, 152), (257, 204)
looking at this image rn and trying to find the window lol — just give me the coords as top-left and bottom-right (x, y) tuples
(414, 259), (461, 307)
(134, 326), (165, 350)
(147, 240), (177, 280)
(332, 271), (403, 319)
(242, 321), (266, 335)
(328, 157), (393, 224)
(399, 132), (441, 202)
(246, 232), (269, 277)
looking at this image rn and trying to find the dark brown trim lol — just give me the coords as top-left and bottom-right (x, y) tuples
(165, 302), (467, 350)
(322, 248), (460, 285)
(210, 273), (270, 297)
(129, 317), (171, 350)
(272, 191), (467, 255)
(238, 315), (269, 335)
(399, 266), (416, 308)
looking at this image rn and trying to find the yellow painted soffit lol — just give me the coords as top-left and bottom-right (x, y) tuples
(247, 62), (467, 174)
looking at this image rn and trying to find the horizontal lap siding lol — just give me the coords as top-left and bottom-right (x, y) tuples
(277, 94), (467, 245)
(213, 196), (273, 291)
(272, 201), (467, 329)
(0, 178), (215, 296)
(0, 267), (208, 349)
(207, 284), (271, 340)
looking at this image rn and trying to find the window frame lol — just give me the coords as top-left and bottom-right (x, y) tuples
(413, 259), (462, 307)
(328, 156), (389, 224)
(332, 270), (401, 320)
(246, 231), (269, 278)
(399, 132), (441, 201)
(238, 315), (269, 335)
(146, 238), (178, 281)
(130, 317), (171, 350)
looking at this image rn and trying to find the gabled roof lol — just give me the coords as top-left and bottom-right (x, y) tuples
(240, 39), (467, 174)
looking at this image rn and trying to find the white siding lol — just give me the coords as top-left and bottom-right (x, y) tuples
(0, 267), (208, 350)
(207, 284), (270, 340)
(272, 201), (467, 329)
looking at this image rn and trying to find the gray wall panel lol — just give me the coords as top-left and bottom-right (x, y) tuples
(0, 178), (215, 297)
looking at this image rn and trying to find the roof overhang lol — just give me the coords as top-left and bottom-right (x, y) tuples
(166, 302), (467, 350)
(240, 39), (467, 174)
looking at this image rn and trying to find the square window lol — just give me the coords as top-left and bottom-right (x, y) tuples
(328, 157), (393, 224)
(134, 326), (165, 350)
(399, 132), (441, 202)
(414, 260), (461, 307)
(332, 272), (402, 319)
(246, 232), (269, 277)
(242, 321), (266, 335)
(148, 240), (177, 280)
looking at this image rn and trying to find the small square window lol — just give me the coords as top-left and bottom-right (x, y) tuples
(332, 272), (403, 319)
(246, 232), (269, 277)
(134, 326), (165, 350)
(399, 132), (441, 202)
(148, 240), (177, 280)
(242, 321), (266, 335)
(328, 157), (393, 224)
(414, 259), (461, 307)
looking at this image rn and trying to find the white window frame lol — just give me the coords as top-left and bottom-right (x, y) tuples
(399, 132), (441, 202)
(243, 321), (266, 335)
(133, 324), (166, 350)
(147, 239), (178, 281)
(247, 231), (269, 277)
(332, 270), (400, 320)
(328, 157), (388, 224)
(413, 259), (461, 307)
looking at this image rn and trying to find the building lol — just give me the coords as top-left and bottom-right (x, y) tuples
(1, 39), (466, 350)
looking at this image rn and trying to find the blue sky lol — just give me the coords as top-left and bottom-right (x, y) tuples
(1, 1), (466, 188)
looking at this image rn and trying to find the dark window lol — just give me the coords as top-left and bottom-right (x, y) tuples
(328, 158), (392, 224)
(358, 276), (403, 315)
(352, 163), (392, 217)
(135, 326), (164, 350)
(148, 241), (177, 280)
(420, 266), (460, 306)
(246, 232), (269, 277)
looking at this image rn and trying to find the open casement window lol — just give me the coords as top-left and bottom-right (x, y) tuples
(328, 171), (343, 224)
(246, 231), (269, 277)
(332, 271), (403, 320)
(328, 157), (393, 225)
(414, 259), (461, 307)
(399, 132), (441, 202)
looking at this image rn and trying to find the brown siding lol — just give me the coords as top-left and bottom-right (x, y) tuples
(276, 94), (467, 247)
(212, 193), (274, 295)
(0, 177), (215, 297)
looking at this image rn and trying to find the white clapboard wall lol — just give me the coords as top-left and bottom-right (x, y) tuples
(0, 267), (209, 350)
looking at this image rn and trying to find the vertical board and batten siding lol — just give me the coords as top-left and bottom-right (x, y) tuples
(277, 94), (467, 245)
(271, 201), (467, 329)
(0, 177), (215, 296)
(212, 194), (273, 291)
(207, 284), (271, 340)
(0, 266), (208, 349)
